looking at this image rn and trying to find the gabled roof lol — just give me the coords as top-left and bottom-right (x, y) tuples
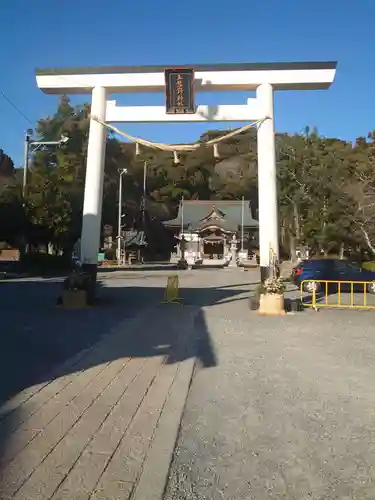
(195, 217), (235, 233)
(163, 200), (258, 229)
(200, 205), (225, 222)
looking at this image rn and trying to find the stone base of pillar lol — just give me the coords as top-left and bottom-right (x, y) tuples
(260, 264), (281, 282)
(228, 258), (238, 268)
(260, 266), (273, 282)
(57, 263), (97, 306)
(82, 263), (97, 298)
(258, 293), (286, 316)
(61, 289), (88, 309)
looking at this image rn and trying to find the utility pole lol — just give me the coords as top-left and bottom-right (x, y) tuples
(23, 130), (32, 197)
(180, 196), (186, 262)
(142, 160), (147, 229)
(241, 196), (245, 252)
(22, 130), (69, 198)
(117, 168), (127, 266)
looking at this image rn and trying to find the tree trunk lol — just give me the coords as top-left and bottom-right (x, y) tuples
(293, 202), (301, 242)
(339, 242), (345, 259)
(322, 197), (328, 256)
(289, 234), (296, 263)
(360, 226), (375, 254)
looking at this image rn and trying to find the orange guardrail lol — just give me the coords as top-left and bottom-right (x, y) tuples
(300, 279), (375, 310)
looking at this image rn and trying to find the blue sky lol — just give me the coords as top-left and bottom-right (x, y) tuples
(1, 0), (374, 167)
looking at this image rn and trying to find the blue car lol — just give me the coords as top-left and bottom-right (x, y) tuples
(292, 258), (375, 294)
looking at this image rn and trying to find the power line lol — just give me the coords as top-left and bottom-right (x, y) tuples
(0, 90), (33, 126)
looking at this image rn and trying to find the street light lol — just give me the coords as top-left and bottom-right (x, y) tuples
(23, 130), (69, 196)
(117, 168), (128, 266)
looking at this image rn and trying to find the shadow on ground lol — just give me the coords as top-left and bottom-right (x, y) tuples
(0, 275), (249, 464)
(97, 263), (177, 273)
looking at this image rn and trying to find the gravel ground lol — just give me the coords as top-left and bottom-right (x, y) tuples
(165, 287), (375, 500)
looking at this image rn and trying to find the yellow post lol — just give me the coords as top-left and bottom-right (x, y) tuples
(162, 275), (183, 305)
(312, 285), (317, 310)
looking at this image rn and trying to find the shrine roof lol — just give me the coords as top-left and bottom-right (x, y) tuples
(163, 200), (258, 229)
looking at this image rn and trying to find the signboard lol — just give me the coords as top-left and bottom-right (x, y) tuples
(165, 68), (195, 114)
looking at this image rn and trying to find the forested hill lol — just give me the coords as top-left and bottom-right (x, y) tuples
(1, 95), (375, 259)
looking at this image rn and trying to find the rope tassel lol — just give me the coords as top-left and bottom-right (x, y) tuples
(173, 151), (180, 164)
(213, 143), (219, 158)
(135, 142), (140, 156)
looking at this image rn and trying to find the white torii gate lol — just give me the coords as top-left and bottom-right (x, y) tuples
(35, 61), (337, 280)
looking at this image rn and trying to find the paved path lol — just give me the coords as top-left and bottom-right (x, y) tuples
(0, 270), (210, 404)
(165, 283), (375, 500)
(0, 299), (198, 500)
(0, 276), (164, 403)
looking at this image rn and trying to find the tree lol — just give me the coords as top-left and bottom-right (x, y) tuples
(25, 96), (89, 252)
(0, 149), (15, 177)
(0, 149), (25, 247)
(345, 131), (375, 253)
(278, 132), (358, 258)
(0, 183), (27, 247)
(5, 94), (375, 262)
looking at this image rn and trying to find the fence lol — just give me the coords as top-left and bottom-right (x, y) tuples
(300, 280), (375, 310)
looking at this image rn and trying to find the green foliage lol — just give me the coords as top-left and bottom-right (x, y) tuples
(0, 149), (15, 177)
(1, 94), (375, 260)
(254, 283), (265, 299)
(277, 131), (367, 256)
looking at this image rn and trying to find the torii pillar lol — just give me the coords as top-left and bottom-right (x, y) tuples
(256, 83), (278, 280)
(35, 62), (337, 283)
(80, 86), (107, 281)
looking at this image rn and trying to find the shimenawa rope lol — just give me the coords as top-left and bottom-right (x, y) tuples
(90, 115), (269, 153)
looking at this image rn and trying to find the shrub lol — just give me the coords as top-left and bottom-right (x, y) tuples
(263, 277), (285, 295)
(104, 248), (116, 261)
